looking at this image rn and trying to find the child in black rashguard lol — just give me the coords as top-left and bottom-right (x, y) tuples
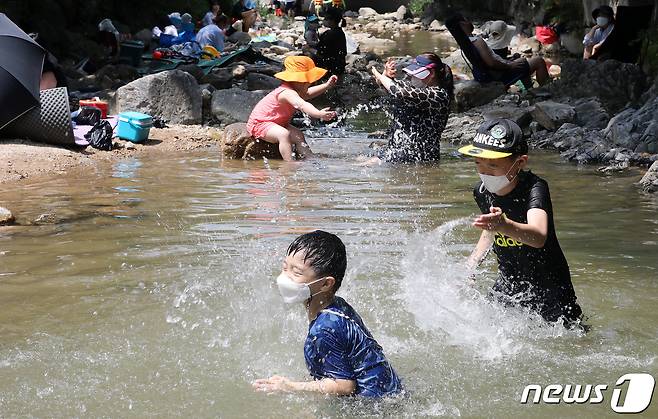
(459, 118), (583, 325)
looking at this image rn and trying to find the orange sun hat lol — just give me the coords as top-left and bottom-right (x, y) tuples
(274, 56), (327, 83)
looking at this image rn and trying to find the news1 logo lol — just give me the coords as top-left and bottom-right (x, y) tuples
(520, 373), (655, 413)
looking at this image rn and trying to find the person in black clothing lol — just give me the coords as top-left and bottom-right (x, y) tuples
(459, 119), (582, 325)
(315, 7), (346, 76)
(366, 53), (453, 163)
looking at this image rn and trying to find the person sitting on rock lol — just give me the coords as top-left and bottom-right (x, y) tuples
(365, 53), (454, 164)
(445, 13), (548, 89)
(483, 20), (518, 60)
(246, 56), (338, 161)
(583, 5), (615, 60)
(202, 1), (222, 27)
(315, 7), (347, 76)
(196, 14), (229, 52)
(303, 14), (321, 55)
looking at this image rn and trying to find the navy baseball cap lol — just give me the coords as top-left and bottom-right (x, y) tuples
(458, 118), (528, 158)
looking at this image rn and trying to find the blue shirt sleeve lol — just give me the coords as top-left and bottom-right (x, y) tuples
(306, 325), (356, 381)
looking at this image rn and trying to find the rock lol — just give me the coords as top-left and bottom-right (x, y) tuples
(220, 122), (282, 160)
(396, 6), (407, 21)
(269, 45), (290, 55)
(531, 101), (576, 131)
(359, 8), (379, 18)
(638, 161), (658, 193)
(345, 54), (369, 73)
(228, 32), (252, 45)
(350, 33), (395, 55)
(453, 81), (506, 112)
(483, 105), (533, 128)
(244, 64), (282, 76)
(201, 70), (234, 90)
(428, 20), (445, 31)
(95, 64), (140, 84)
(116, 70), (202, 124)
(211, 88), (268, 124)
(442, 49), (472, 78)
(443, 113), (484, 144)
(232, 65), (247, 79)
(0, 207), (15, 225)
(133, 29), (153, 48)
(246, 73), (281, 91)
(549, 59), (646, 113)
(573, 97), (610, 129)
(177, 64), (205, 83)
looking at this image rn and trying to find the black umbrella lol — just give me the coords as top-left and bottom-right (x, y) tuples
(0, 13), (45, 130)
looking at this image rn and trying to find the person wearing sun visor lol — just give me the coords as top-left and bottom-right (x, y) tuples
(459, 118), (583, 327)
(366, 53), (454, 163)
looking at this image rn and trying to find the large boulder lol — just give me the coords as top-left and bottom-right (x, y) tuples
(603, 94), (658, 153)
(573, 97), (610, 129)
(116, 70), (202, 124)
(228, 31), (252, 45)
(549, 59), (646, 113)
(531, 101), (576, 131)
(396, 5), (408, 21)
(483, 105), (533, 128)
(638, 161), (658, 193)
(201, 69), (234, 90)
(454, 81), (506, 111)
(211, 88), (268, 124)
(350, 33), (396, 54)
(246, 73), (281, 91)
(220, 123), (282, 160)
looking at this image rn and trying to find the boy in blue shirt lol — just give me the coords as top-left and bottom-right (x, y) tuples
(253, 231), (402, 398)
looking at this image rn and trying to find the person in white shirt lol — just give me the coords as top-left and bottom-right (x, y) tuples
(583, 5), (615, 59)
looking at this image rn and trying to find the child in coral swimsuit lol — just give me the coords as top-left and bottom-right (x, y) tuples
(246, 56), (338, 161)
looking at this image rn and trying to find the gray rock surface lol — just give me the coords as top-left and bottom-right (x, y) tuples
(531, 101), (576, 131)
(116, 70), (202, 124)
(211, 88), (268, 124)
(246, 73), (281, 91)
(454, 81), (506, 112)
(573, 97), (610, 129)
(359, 8), (379, 18)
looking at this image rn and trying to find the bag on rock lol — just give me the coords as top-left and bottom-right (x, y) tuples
(85, 120), (114, 151)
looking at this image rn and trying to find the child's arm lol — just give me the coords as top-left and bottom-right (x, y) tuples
(306, 75), (338, 99)
(253, 375), (356, 396)
(466, 230), (494, 272)
(474, 206), (548, 249)
(279, 89), (336, 121)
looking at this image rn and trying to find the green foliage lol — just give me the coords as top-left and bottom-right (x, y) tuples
(409, 0), (433, 16)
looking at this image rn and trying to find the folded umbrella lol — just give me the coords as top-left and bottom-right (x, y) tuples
(0, 13), (45, 130)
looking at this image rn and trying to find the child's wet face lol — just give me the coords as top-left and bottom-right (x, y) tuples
(282, 251), (318, 285)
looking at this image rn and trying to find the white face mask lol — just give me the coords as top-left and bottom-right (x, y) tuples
(276, 272), (326, 304)
(478, 160), (521, 194)
(596, 17), (609, 26)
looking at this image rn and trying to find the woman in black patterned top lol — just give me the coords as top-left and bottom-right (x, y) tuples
(369, 53), (454, 163)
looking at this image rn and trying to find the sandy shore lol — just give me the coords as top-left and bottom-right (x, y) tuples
(0, 125), (223, 185)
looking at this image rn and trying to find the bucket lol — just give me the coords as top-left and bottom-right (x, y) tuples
(79, 99), (108, 119)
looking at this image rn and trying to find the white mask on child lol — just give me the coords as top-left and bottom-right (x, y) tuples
(276, 273), (326, 304)
(596, 17), (609, 26)
(479, 160), (521, 194)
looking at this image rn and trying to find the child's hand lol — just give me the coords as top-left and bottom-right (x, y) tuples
(384, 59), (397, 78)
(327, 75), (339, 87)
(473, 206), (507, 231)
(253, 375), (295, 393)
(319, 107), (337, 121)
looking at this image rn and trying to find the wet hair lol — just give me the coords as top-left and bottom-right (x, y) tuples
(324, 7), (346, 27)
(419, 52), (454, 100)
(287, 230), (347, 292)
